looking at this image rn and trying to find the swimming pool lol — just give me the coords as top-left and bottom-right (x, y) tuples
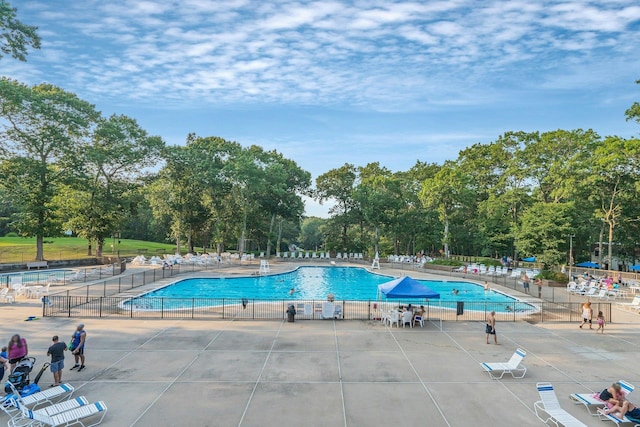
(127, 266), (535, 313)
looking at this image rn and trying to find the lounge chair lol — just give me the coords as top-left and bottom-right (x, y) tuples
(3, 382), (74, 412)
(618, 296), (640, 311)
(480, 348), (527, 379)
(597, 407), (640, 425)
(534, 382), (587, 427)
(15, 401), (107, 427)
(569, 380), (634, 415)
(6, 397), (90, 426)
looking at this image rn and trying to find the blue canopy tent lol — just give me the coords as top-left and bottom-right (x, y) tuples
(378, 276), (441, 329)
(576, 261), (600, 268)
(378, 276), (440, 299)
(522, 257), (536, 263)
(630, 265), (640, 271)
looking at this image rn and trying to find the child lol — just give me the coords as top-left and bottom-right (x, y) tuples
(596, 311), (605, 334)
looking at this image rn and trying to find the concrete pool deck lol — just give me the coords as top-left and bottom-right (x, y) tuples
(1, 264), (640, 426)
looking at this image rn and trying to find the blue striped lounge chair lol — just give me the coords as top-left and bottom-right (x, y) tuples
(480, 348), (527, 379)
(569, 380), (634, 415)
(534, 383), (587, 427)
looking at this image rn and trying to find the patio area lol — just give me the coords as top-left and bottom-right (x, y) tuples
(1, 299), (639, 426)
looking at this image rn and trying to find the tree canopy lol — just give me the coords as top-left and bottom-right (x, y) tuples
(0, 0), (40, 61)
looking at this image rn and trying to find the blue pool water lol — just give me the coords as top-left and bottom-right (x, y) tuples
(130, 267), (533, 313)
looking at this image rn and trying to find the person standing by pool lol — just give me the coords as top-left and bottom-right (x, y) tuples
(486, 311), (498, 344)
(47, 335), (67, 386)
(70, 324), (86, 371)
(522, 273), (530, 293)
(579, 301), (592, 329)
(8, 334), (28, 372)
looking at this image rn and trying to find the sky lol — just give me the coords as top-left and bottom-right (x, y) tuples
(4, 0), (640, 217)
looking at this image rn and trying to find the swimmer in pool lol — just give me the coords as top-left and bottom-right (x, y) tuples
(289, 288), (296, 295)
(452, 289), (459, 295)
(505, 306), (513, 312)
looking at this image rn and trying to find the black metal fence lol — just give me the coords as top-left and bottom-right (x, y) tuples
(42, 295), (612, 323)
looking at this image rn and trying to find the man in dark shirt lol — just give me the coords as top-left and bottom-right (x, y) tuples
(47, 335), (67, 387)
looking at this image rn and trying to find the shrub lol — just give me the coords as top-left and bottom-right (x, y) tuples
(430, 259), (464, 267)
(535, 270), (569, 284)
(4, 232), (18, 237)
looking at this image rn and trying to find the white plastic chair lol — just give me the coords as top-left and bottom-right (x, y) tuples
(413, 314), (424, 327)
(569, 380), (633, 415)
(387, 311), (399, 327)
(480, 348), (527, 379)
(401, 311), (413, 328)
(534, 382), (587, 427)
(15, 401), (107, 427)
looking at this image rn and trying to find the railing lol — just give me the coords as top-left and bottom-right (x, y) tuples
(0, 264), (123, 288)
(42, 295), (612, 323)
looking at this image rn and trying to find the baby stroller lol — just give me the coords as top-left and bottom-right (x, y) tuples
(3, 357), (46, 397)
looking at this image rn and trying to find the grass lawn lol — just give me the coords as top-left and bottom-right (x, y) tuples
(0, 237), (180, 264)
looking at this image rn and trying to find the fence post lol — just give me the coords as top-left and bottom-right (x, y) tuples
(191, 298), (195, 319)
(86, 285), (89, 304)
(99, 297), (103, 317)
(161, 298), (164, 319)
(103, 281), (106, 297)
(68, 296), (71, 317)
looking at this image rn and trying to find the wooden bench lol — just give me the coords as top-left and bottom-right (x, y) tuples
(26, 261), (48, 270)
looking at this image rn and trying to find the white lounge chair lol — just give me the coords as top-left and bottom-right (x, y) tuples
(6, 396), (90, 426)
(569, 380), (634, 415)
(597, 407), (640, 425)
(480, 348), (527, 379)
(2, 382), (75, 417)
(618, 296), (640, 311)
(15, 401), (107, 427)
(534, 382), (587, 427)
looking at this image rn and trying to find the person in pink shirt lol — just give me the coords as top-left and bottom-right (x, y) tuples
(7, 334), (28, 372)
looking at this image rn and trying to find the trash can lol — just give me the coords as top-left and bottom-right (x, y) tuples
(286, 304), (296, 322)
(456, 301), (464, 316)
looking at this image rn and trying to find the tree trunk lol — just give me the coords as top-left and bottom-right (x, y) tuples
(87, 241), (92, 256)
(175, 217), (181, 255)
(36, 234), (44, 261)
(276, 219), (283, 254)
(374, 225), (379, 255)
(266, 214), (275, 257)
(96, 239), (103, 257)
(187, 227), (193, 254)
(598, 222), (604, 266)
(608, 221), (614, 268)
(443, 213), (450, 258)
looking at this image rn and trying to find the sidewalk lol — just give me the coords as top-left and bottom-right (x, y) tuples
(0, 263), (638, 426)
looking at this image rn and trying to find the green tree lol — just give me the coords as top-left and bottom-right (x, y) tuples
(300, 217), (326, 250)
(514, 202), (573, 267)
(0, 78), (99, 260)
(315, 164), (357, 252)
(0, 0), (40, 61)
(587, 136), (640, 268)
(626, 79), (640, 124)
(419, 162), (473, 258)
(57, 114), (164, 256)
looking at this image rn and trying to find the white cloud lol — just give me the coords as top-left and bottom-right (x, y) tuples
(6, 0), (640, 112)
